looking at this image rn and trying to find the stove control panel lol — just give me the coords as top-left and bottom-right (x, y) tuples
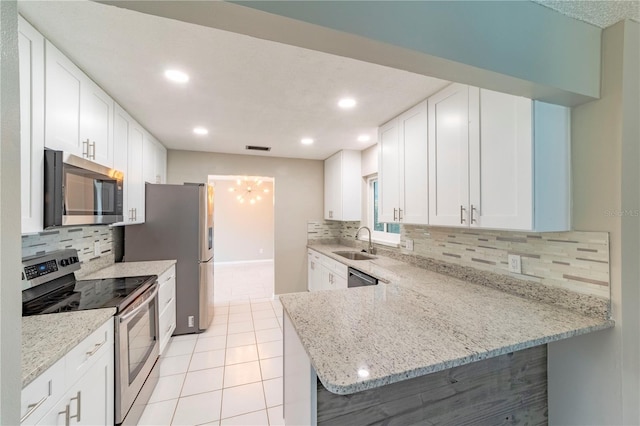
(21, 249), (81, 290)
(24, 260), (59, 280)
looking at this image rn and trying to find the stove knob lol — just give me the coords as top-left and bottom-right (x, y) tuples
(71, 257), (79, 264)
(60, 259), (69, 267)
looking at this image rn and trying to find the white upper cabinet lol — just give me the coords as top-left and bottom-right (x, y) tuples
(113, 104), (145, 224)
(428, 84), (570, 231)
(428, 84), (470, 227)
(379, 100), (429, 225)
(142, 132), (167, 184)
(80, 78), (114, 167)
(44, 41), (114, 168)
(324, 150), (361, 221)
(19, 16), (45, 234)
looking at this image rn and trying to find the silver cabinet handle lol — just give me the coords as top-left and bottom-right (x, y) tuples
(310, 261), (314, 271)
(460, 205), (466, 224)
(86, 339), (106, 357)
(471, 205), (477, 224)
(59, 405), (70, 426)
(393, 208), (397, 221)
(89, 142), (96, 160)
(69, 391), (81, 422)
(398, 208), (403, 221)
(128, 208), (133, 221)
(82, 139), (90, 158)
(21, 380), (52, 423)
(133, 208), (137, 221)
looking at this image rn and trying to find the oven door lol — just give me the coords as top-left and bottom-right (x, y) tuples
(115, 283), (159, 424)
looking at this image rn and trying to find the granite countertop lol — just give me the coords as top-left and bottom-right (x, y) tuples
(78, 259), (176, 280)
(281, 244), (614, 395)
(22, 308), (116, 387)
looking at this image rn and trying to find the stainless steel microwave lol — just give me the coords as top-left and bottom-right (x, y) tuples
(44, 149), (124, 228)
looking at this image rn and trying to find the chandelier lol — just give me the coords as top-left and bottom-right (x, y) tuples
(228, 177), (270, 204)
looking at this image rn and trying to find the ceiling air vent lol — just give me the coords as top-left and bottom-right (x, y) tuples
(245, 145), (271, 152)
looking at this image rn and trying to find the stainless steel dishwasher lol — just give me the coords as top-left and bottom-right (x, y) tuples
(347, 268), (379, 287)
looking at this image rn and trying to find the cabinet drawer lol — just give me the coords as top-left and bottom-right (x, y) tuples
(159, 298), (176, 355)
(21, 357), (65, 425)
(159, 266), (176, 315)
(64, 318), (114, 389)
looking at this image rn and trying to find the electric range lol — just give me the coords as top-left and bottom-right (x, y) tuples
(21, 249), (156, 316)
(21, 248), (161, 425)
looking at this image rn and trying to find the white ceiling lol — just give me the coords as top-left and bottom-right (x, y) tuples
(18, 1), (639, 161)
(18, 0), (450, 160)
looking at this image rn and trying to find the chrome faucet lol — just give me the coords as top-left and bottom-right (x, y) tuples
(355, 226), (375, 254)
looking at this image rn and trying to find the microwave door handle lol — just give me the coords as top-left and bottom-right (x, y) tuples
(119, 286), (159, 323)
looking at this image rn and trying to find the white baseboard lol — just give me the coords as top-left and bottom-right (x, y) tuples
(214, 259), (274, 265)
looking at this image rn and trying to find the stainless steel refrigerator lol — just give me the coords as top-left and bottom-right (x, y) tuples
(124, 183), (214, 334)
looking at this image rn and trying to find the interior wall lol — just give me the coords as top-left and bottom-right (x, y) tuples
(211, 179), (274, 263)
(0, 0), (22, 423)
(168, 150), (323, 295)
(548, 20), (640, 426)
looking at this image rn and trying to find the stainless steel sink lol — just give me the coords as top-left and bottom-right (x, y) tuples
(333, 251), (376, 261)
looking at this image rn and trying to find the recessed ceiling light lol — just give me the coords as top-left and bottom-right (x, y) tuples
(357, 135), (371, 142)
(301, 138), (314, 145)
(164, 69), (189, 83)
(338, 98), (357, 109)
(193, 127), (208, 135)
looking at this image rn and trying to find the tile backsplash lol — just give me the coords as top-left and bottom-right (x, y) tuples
(308, 220), (610, 300)
(22, 225), (117, 277)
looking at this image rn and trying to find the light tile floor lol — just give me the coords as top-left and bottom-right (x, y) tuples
(138, 262), (283, 426)
(213, 261), (275, 303)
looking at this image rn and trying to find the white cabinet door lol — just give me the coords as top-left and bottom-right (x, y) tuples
(324, 150), (361, 221)
(155, 143), (167, 184)
(378, 118), (400, 223)
(142, 132), (157, 184)
(113, 104), (130, 224)
(44, 40), (83, 156)
(469, 88), (533, 230)
(399, 100), (428, 225)
(80, 79), (114, 168)
(128, 125), (145, 223)
(45, 40), (114, 167)
(428, 83), (470, 227)
(324, 152), (342, 220)
(19, 16), (45, 234)
(114, 104), (145, 224)
(158, 266), (177, 355)
(37, 351), (113, 426)
(307, 250), (322, 292)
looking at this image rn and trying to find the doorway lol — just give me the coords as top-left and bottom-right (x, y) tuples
(209, 175), (275, 302)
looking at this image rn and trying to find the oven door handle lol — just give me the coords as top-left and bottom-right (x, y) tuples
(119, 285), (159, 323)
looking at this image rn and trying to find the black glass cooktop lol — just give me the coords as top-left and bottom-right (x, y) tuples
(22, 275), (156, 316)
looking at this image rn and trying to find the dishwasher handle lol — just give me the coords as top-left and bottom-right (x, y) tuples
(348, 268), (378, 287)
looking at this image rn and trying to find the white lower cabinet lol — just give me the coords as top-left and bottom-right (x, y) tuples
(158, 266), (177, 355)
(308, 249), (347, 292)
(307, 250), (322, 292)
(21, 318), (114, 426)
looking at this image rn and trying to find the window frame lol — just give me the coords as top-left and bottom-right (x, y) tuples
(365, 175), (401, 246)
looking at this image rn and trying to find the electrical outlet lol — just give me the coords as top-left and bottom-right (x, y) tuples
(405, 239), (414, 251)
(94, 241), (100, 256)
(188, 316), (195, 327)
(508, 254), (522, 274)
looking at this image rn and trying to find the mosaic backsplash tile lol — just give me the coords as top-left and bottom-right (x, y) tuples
(308, 221), (610, 300)
(22, 226), (117, 279)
